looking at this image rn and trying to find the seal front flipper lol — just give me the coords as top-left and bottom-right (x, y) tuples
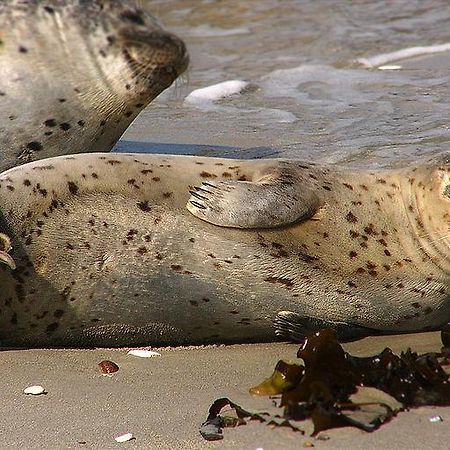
(186, 164), (321, 228)
(0, 233), (15, 270)
(274, 311), (378, 343)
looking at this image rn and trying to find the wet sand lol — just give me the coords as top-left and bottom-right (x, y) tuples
(0, 332), (448, 449)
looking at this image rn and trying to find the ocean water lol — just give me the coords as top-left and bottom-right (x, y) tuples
(118, 0), (450, 168)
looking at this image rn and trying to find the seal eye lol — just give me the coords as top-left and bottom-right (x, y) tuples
(444, 184), (450, 198)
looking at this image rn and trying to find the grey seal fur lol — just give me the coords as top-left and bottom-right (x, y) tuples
(0, 0), (188, 171)
(0, 152), (448, 347)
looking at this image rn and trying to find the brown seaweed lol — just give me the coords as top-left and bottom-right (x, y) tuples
(200, 328), (450, 441)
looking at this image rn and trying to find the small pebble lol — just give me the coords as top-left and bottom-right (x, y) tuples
(127, 349), (161, 358)
(98, 360), (119, 375)
(114, 433), (134, 443)
(303, 441), (314, 448)
(23, 385), (46, 395)
(429, 415), (443, 423)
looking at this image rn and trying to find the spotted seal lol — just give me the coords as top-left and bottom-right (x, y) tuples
(0, 0), (188, 171)
(0, 152), (448, 347)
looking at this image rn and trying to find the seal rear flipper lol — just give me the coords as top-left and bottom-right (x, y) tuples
(274, 310), (379, 343)
(186, 164), (321, 228)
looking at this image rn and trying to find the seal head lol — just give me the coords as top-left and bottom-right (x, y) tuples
(0, 0), (188, 170)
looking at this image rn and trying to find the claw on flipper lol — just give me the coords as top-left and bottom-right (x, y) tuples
(0, 233), (15, 270)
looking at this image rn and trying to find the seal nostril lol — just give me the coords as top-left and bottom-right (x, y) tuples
(120, 10), (145, 26)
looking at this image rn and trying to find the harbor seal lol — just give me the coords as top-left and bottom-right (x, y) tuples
(0, 0), (188, 171)
(0, 152), (448, 347)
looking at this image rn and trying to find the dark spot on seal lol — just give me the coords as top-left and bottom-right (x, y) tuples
(342, 183), (353, 190)
(349, 251), (358, 258)
(264, 276), (294, 289)
(345, 211), (358, 223)
(78, 120), (85, 127)
(54, 309), (65, 318)
(67, 181), (78, 195)
(384, 249), (391, 256)
(152, 177), (160, 182)
(60, 122), (71, 131)
(23, 179), (31, 186)
(137, 201), (151, 212)
(46, 322), (59, 334)
(189, 300), (198, 307)
(171, 264), (182, 272)
(137, 247), (148, 255)
(19, 46), (28, 53)
(200, 172), (217, 179)
(364, 224), (378, 236)
(44, 119), (57, 127)
(26, 141), (43, 152)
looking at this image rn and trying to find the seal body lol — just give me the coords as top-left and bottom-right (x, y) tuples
(0, 0), (188, 171)
(0, 153), (448, 347)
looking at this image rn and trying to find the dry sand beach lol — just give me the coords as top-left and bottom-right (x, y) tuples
(0, 332), (448, 450)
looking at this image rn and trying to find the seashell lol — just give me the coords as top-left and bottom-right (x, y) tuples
(23, 385), (46, 395)
(429, 415), (443, 423)
(98, 360), (119, 375)
(127, 349), (161, 358)
(114, 433), (134, 443)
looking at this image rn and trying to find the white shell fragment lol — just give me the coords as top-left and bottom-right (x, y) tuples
(429, 415), (443, 423)
(378, 65), (402, 70)
(23, 385), (46, 395)
(127, 349), (161, 358)
(184, 80), (250, 105)
(114, 433), (134, 443)
(357, 43), (450, 68)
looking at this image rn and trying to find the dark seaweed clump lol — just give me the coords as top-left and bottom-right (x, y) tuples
(200, 327), (450, 441)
